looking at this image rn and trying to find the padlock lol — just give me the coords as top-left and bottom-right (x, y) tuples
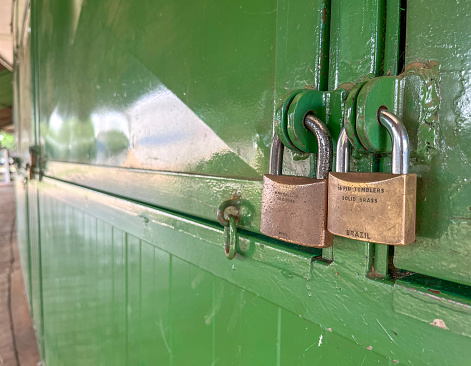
(327, 108), (417, 245)
(260, 114), (334, 248)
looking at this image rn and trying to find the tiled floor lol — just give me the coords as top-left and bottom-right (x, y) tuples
(0, 183), (40, 366)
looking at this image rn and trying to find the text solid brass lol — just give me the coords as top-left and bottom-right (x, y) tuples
(327, 172), (417, 245)
(261, 174), (333, 248)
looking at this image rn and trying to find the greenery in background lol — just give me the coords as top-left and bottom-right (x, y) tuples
(0, 131), (15, 150)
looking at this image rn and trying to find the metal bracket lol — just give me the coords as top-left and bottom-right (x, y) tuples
(28, 145), (41, 180)
(355, 61), (440, 162)
(276, 62), (440, 161)
(275, 85), (353, 154)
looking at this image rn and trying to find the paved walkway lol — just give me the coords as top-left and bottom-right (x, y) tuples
(0, 183), (40, 366)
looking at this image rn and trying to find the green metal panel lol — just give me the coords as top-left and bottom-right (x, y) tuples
(32, 177), (471, 365)
(274, 0), (330, 94)
(28, 180), (45, 358)
(14, 13), (34, 163)
(35, 0), (327, 179)
(33, 0), (334, 265)
(126, 234), (170, 365)
(328, 0), (385, 89)
(393, 0), (471, 286)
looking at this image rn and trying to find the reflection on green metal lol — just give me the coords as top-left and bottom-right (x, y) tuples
(44, 117), (97, 162)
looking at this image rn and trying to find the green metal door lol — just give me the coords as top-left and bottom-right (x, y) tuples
(14, 0), (471, 365)
(392, 1), (471, 286)
(13, 1), (46, 359)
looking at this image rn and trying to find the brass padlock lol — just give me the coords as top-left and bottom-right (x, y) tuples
(327, 109), (417, 245)
(261, 115), (334, 248)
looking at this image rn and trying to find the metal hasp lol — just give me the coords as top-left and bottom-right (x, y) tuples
(261, 115), (333, 248)
(28, 146), (40, 180)
(275, 88), (350, 154)
(354, 62), (440, 161)
(217, 197), (254, 259)
(327, 109), (417, 245)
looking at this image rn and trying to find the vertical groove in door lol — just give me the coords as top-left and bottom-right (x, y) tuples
(211, 279), (216, 365)
(25, 182), (33, 308)
(124, 233), (129, 365)
(327, 0), (387, 272)
(376, 0), (408, 276)
(276, 307), (282, 366)
(168, 254), (173, 366)
(328, 0), (386, 89)
(126, 233), (139, 365)
(32, 183), (45, 359)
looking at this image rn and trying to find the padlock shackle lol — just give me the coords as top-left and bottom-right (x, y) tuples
(337, 110), (410, 174)
(304, 115), (333, 180)
(336, 127), (350, 173)
(269, 133), (284, 175)
(269, 115), (333, 179)
(378, 108), (410, 174)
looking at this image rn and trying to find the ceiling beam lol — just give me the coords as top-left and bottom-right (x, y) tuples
(0, 55), (12, 71)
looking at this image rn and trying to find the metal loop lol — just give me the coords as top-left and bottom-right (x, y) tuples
(224, 215), (238, 260)
(269, 116), (333, 179)
(336, 127), (350, 173)
(217, 202), (239, 227)
(377, 108), (410, 174)
(303, 115), (333, 180)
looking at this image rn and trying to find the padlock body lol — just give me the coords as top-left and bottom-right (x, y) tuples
(327, 172), (417, 245)
(261, 174), (333, 248)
